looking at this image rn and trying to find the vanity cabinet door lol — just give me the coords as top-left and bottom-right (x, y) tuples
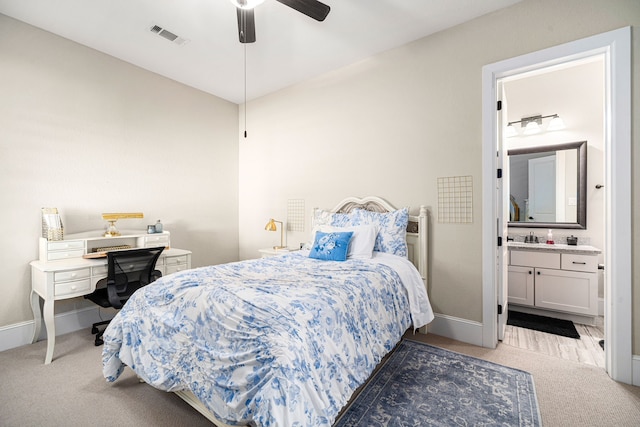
(534, 268), (597, 316)
(507, 266), (534, 306)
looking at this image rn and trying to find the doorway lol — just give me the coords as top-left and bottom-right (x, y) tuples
(481, 27), (632, 384)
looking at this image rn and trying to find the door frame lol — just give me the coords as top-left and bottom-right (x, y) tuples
(481, 27), (632, 384)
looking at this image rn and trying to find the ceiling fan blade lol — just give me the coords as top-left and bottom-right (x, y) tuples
(236, 8), (256, 43)
(276, 0), (330, 22)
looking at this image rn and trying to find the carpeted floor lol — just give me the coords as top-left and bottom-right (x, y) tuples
(336, 340), (540, 426)
(1, 329), (639, 426)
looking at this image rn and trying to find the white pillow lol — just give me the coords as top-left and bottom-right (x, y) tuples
(312, 224), (378, 259)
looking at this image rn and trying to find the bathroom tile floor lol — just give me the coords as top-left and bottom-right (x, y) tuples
(502, 316), (605, 368)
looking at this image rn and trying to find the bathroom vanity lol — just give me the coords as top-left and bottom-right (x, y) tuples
(507, 242), (601, 325)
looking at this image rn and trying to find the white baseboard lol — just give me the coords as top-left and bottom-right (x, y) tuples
(633, 355), (640, 387)
(0, 306), (115, 353)
(599, 297), (604, 316)
(426, 313), (485, 347)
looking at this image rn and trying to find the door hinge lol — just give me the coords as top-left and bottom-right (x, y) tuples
(497, 236), (502, 247)
(497, 100), (502, 111)
(497, 168), (502, 178)
(498, 304), (503, 315)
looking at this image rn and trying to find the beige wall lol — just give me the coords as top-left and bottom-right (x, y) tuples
(0, 15), (239, 326)
(238, 0), (640, 352)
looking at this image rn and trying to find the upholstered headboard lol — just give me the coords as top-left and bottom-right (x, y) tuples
(324, 196), (428, 288)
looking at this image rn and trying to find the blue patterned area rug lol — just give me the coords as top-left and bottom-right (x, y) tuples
(335, 339), (541, 426)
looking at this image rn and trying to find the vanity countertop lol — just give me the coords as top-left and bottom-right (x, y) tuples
(507, 241), (601, 254)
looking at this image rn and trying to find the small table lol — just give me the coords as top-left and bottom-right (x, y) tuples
(258, 248), (297, 258)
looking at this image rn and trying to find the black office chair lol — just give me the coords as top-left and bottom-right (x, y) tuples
(84, 247), (164, 346)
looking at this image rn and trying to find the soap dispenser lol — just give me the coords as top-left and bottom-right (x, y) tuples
(546, 229), (554, 245)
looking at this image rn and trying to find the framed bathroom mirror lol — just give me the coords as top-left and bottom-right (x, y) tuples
(508, 140), (587, 229)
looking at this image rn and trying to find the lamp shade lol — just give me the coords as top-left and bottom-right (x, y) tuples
(547, 115), (565, 131)
(523, 121), (541, 135)
(265, 218), (278, 231)
(505, 124), (518, 138)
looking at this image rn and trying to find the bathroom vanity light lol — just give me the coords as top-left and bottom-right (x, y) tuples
(506, 114), (565, 137)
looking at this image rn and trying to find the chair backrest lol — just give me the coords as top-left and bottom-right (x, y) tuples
(106, 246), (164, 309)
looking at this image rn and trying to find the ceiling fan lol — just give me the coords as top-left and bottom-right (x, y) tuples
(230, 0), (330, 43)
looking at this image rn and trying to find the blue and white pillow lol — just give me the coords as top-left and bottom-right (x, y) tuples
(351, 208), (409, 258)
(312, 224), (378, 259)
(306, 209), (357, 250)
(308, 231), (354, 261)
(312, 209), (353, 229)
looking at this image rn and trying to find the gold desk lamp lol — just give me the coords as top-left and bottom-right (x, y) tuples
(265, 218), (285, 249)
(102, 212), (144, 237)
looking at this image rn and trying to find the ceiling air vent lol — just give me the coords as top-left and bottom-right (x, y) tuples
(149, 24), (189, 46)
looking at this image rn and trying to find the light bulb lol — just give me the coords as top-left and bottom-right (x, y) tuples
(523, 121), (541, 135)
(505, 124), (518, 138)
(229, 0), (265, 9)
(547, 115), (565, 131)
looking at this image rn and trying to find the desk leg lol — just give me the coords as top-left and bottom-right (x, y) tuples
(30, 290), (42, 344)
(42, 299), (55, 365)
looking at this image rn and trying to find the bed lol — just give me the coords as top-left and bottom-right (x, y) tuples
(102, 196), (433, 427)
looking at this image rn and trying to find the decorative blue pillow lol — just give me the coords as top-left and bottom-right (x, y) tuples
(309, 231), (354, 261)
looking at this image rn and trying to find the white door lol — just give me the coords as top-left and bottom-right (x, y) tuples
(496, 83), (509, 341)
(483, 27), (630, 383)
(527, 155), (556, 222)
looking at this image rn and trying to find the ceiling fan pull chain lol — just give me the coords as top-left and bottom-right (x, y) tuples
(244, 41), (247, 138)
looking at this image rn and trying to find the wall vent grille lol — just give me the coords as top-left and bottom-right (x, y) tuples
(149, 24), (189, 46)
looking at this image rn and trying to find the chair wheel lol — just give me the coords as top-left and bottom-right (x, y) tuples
(92, 326), (99, 334)
(95, 338), (104, 346)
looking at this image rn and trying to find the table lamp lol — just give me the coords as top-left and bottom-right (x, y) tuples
(102, 212), (144, 237)
(264, 218), (285, 249)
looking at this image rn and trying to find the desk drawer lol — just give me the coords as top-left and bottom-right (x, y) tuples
(54, 268), (91, 283)
(48, 240), (84, 251)
(144, 235), (170, 247)
(92, 264), (109, 276)
(165, 255), (189, 274)
(48, 249), (85, 261)
(55, 278), (91, 296)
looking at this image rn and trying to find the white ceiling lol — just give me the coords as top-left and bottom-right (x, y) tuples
(0, 0), (522, 104)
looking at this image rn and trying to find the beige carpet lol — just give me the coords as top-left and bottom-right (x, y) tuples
(0, 331), (211, 427)
(406, 331), (640, 427)
(1, 329), (639, 426)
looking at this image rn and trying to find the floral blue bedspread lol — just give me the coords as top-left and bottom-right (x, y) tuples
(102, 251), (433, 427)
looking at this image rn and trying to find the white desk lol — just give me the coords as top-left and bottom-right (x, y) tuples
(30, 230), (191, 364)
